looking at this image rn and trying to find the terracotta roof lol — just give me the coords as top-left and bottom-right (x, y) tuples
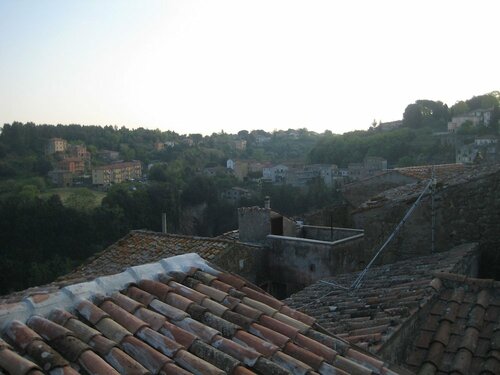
(0, 253), (402, 375)
(0, 230), (259, 304)
(395, 163), (466, 181)
(406, 273), (500, 375)
(358, 164), (500, 211)
(284, 244), (478, 353)
(217, 230), (240, 241)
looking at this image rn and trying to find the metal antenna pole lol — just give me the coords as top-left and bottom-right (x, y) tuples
(350, 178), (434, 290)
(431, 167), (436, 253)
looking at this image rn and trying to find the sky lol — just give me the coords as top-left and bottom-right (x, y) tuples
(0, 1), (499, 135)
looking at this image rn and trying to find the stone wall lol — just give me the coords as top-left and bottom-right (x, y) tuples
(214, 242), (266, 283)
(237, 207), (271, 243)
(265, 234), (365, 296)
(301, 225), (364, 242)
(352, 167), (500, 278)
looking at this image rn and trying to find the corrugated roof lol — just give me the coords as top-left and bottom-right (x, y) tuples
(284, 244), (478, 354)
(0, 253), (403, 375)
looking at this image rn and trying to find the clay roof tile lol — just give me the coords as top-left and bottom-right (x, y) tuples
(0, 344), (41, 375)
(126, 286), (157, 306)
(216, 273), (246, 290)
(111, 292), (143, 313)
(149, 298), (189, 321)
(94, 317), (132, 344)
(120, 335), (172, 373)
(26, 316), (72, 342)
(233, 329), (279, 357)
(99, 300), (149, 334)
(259, 314), (300, 340)
(61, 317), (101, 344)
(159, 321), (197, 349)
(164, 292), (195, 312)
(75, 299), (110, 325)
(4, 320), (42, 350)
(133, 307), (166, 331)
(138, 279), (172, 301)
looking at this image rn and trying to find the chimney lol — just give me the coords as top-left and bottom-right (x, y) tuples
(264, 196), (271, 209)
(161, 213), (167, 233)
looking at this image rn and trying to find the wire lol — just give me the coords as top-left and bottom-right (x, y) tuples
(296, 177), (436, 310)
(350, 178), (433, 290)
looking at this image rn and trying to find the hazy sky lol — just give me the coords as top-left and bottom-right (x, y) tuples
(1, 1), (499, 135)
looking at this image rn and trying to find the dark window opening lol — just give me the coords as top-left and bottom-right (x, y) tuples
(271, 216), (283, 235)
(478, 246), (500, 280)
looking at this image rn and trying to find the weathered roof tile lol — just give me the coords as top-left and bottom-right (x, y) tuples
(0, 253), (401, 375)
(285, 244), (477, 353)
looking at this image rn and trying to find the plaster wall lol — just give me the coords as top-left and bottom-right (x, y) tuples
(301, 225), (364, 242)
(266, 234), (365, 296)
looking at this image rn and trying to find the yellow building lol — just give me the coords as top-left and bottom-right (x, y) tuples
(92, 161), (142, 186)
(45, 138), (68, 154)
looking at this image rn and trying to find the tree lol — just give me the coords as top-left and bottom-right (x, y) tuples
(451, 101), (469, 116)
(403, 103), (423, 128)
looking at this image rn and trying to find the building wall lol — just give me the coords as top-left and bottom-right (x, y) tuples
(213, 243), (266, 283)
(265, 235), (366, 296)
(352, 167), (500, 277)
(238, 207), (271, 243)
(46, 138), (68, 154)
(303, 204), (353, 228)
(282, 216), (297, 237)
(92, 162), (142, 185)
(301, 225), (364, 242)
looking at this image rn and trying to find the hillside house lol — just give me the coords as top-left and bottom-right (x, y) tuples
(97, 149), (120, 162)
(447, 108), (493, 132)
(262, 164), (288, 183)
(68, 144), (90, 160)
(286, 164), (340, 188)
(457, 138), (499, 164)
(233, 139), (247, 151)
(475, 135), (498, 146)
(202, 166), (231, 178)
(226, 159), (249, 181)
(48, 169), (74, 187)
(45, 137), (67, 155)
(348, 157), (387, 180)
(254, 134), (271, 145)
(58, 157), (85, 175)
(377, 120), (403, 132)
(154, 141), (165, 151)
(92, 161), (142, 186)
(222, 187), (252, 204)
